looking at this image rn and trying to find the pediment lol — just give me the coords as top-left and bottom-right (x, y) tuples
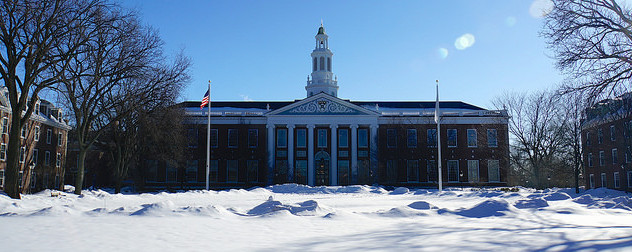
(268, 93), (378, 116)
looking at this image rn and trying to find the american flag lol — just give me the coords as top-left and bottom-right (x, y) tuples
(200, 88), (210, 109)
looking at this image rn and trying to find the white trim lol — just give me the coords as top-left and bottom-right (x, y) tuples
(614, 172), (620, 188)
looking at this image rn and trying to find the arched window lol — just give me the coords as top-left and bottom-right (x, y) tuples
(327, 57), (331, 71)
(313, 57), (317, 72)
(320, 56), (325, 71)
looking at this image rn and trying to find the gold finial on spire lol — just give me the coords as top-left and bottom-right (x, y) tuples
(321, 19), (323, 27)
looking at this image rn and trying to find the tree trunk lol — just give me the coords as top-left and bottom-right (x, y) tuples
(4, 114), (23, 199)
(74, 148), (88, 195)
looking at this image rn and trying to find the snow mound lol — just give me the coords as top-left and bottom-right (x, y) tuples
(130, 201), (176, 216)
(573, 195), (595, 205)
(246, 197), (328, 216)
(30, 205), (79, 216)
(514, 198), (549, 209)
(378, 206), (428, 217)
(390, 187), (410, 195)
(448, 199), (512, 218)
(543, 192), (571, 201)
(266, 184), (386, 194)
(408, 201), (437, 210)
(413, 189), (430, 195)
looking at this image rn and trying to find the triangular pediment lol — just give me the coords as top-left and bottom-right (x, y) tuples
(267, 93), (378, 116)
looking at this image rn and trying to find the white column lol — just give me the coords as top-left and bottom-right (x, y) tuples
(267, 124), (275, 185)
(330, 124), (338, 186)
(370, 124), (379, 184)
(287, 124), (295, 182)
(350, 124), (358, 184)
(307, 124), (315, 186)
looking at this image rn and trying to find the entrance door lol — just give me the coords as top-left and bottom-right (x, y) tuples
(315, 151), (330, 186)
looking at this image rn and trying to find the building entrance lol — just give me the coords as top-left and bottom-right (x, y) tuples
(315, 151), (330, 186)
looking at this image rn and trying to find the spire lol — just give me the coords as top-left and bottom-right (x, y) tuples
(307, 23), (338, 97)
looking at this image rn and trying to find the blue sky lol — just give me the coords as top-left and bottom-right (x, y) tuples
(122, 0), (561, 109)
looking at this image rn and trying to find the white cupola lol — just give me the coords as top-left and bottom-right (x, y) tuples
(306, 22), (338, 97)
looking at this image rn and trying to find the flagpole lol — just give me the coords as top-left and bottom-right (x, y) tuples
(206, 81), (211, 191)
(436, 80), (443, 192)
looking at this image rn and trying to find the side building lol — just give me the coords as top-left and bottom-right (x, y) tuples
(582, 93), (632, 192)
(139, 24), (510, 190)
(0, 87), (71, 193)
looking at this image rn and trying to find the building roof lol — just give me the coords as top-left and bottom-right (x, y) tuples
(180, 100), (486, 111)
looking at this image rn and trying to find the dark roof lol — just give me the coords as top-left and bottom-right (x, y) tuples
(180, 100), (487, 110)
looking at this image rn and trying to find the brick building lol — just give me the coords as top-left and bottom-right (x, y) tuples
(140, 25), (510, 190)
(582, 93), (632, 191)
(0, 87), (71, 193)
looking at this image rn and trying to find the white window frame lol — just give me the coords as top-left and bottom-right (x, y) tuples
(228, 129), (238, 148)
(599, 151), (605, 166)
(488, 160), (500, 182)
(588, 153), (593, 167)
(447, 129), (457, 148)
(19, 146), (25, 163)
(447, 160), (459, 182)
(56, 153), (61, 168)
(44, 151), (50, 166)
(467, 129), (477, 147)
(614, 172), (620, 188)
(487, 129), (498, 147)
(612, 148), (618, 164)
(610, 125), (616, 141)
(32, 149), (38, 165)
(0, 143), (6, 161)
(1, 117), (7, 134)
(46, 129), (52, 144)
(589, 174), (595, 189)
(34, 126), (40, 141)
(628, 171), (632, 188)
(601, 173), (607, 188)
(467, 160), (479, 182)
(58, 132), (63, 147)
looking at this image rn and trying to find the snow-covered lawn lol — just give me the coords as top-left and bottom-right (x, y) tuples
(1, 185), (632, 251)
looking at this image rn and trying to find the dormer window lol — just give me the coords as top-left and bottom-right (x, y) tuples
(35, 102), (40, 115)
(58, 111), (62, 120)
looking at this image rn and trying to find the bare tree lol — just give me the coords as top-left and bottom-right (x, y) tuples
(493, 90), (569, 189)
(0, 0), (103, 199)
(543, 0), (632, 100)
(52, 4), (189, 195)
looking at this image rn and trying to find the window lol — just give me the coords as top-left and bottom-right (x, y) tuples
(187, 128), (198, 148)
(447, 129), (457, 147)
(589, 174), (595, 189)
(210, 129), (218, 148)
(407, 129), (417, 148)
(56, 153), (61, 168)
(34, 126), (40, 141)
(186, 160), (198, 183)
(46, 129), (52, 144)
(276, 128), (287, 148)
(488, 160), (500, 182)
(387, 129), (397, 148)
(1, 117), (7, 134)
(627, 147), (631, 163)
(427, 129), (437, 147)
(35, 102), (40, 115)
(601, 173), (607, 187)
(0, 143), (5, 161)
(612, 149), (618, 164)
(209, 160), (218, 182)
(588, 153), (593, 167)
(599, 151), (605, 166)
(319, 56), (324, 70)
(610, 125), (616, 141)
(19, 146), (25, 163)
(448, 160), (459, 182)
(228, 129), (238, 148)
(146, 160), (158, 182)
(32, 149), (38, 165)
(628, 171), (632, 188)
(247, 160), (258, 182)
(598, 128), (603, 144)
(58, 133), (63, 147)
(327, 57), (331, 71)
(297, 129), (307, 148)
(586, 132), (591, 146)
(44, 151), (50, 166)
(467, 129), (477, 147)
(338, 160), (350, 185)
(0, 170), (3, 187)
(31, 169), (36, 188)
(313, 57), (317, 72)
(248, 129), (258, 148)
(407, 160), (419, 182)
(20, 126), (26, 138)
(317, 129), (327, 148)
(385, 160), (396, 183)
(295, 160), (307, 185)
(487, 129), (498, 147)
(338, 129), (349, 148)
(427, 160), (437, 182)
(614, 172), (620, 188)
(227, 160), (238, 182)
(467, 160), (479, 182)
(274, 160), (288, 183)
(358, 129), (368, 148)
(166, 161), (177, 182)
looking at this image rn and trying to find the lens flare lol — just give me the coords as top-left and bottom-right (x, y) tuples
(529, 0), (553, 18)
(437, 48), (449, 59)
(454, 33), (475, 50)
(505, 16), (517, 27)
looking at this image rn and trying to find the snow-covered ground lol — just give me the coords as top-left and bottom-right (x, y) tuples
(1, 185), (632, 251)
